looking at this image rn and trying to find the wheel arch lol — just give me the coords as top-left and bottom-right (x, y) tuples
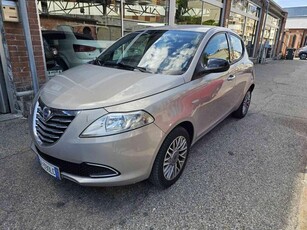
(177, 121), (194, 144)
(249, 84), (255, 92)
(148, 120), (195, 175)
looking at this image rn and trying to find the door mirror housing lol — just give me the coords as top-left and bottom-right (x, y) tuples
(193, 58), (230, 80)
(203, 58), (230, 74)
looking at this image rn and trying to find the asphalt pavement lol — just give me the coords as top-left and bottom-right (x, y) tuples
(0, 60), (306, 229)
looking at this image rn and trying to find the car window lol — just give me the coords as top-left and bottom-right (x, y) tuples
(202, 33), (230, 66)
(229, 34), (244, 62)
(97, 30), (205, 75)
(112, 33), (150, 61)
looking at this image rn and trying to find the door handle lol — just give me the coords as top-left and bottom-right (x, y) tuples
(227, 75), (236, 81)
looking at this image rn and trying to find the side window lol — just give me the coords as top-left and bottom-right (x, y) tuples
(229, 34), (244, 62)
(202, 33), (230, 66)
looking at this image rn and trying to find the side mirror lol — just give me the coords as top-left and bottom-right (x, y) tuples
(203, 58), (230, 74)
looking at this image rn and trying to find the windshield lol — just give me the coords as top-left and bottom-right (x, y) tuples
(95, 30), (204, 75)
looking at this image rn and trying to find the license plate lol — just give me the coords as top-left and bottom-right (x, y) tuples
(47, 70), (62, 77)
(38, 155), (61, 180)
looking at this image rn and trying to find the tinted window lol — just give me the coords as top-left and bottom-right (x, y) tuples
(202, 33), (229, 65)
(230, 34), (244, 62)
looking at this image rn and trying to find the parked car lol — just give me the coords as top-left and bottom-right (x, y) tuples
(43, 37), (63, 78)
(29, 26), (255, 188)
(298, 46), (307, 59)
(42, 29), (114, 70)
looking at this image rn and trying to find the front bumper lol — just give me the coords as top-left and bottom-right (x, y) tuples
(30, 107), (165, 186)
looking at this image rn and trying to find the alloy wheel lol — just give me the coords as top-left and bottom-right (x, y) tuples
(163, 136), (188, 181)
(242, 91), (251, 115)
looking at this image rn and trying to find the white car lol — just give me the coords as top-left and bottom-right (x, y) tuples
(42, 30), (114, 70)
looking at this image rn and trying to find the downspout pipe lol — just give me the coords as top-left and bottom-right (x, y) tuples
(120, 0), (124, 37)
(259, 0), (270, 63)
(18, 0), (39, 94)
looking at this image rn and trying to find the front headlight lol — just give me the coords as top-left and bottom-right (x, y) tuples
(80, 111), (154, 137)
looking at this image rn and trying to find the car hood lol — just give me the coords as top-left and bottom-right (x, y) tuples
(40, 64), (185, 110)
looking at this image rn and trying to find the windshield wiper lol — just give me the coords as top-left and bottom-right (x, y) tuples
(134, 66), (151, 73)
(98, 60), (151, 73)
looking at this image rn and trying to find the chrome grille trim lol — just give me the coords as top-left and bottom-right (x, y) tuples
(33, 99), (79, 145)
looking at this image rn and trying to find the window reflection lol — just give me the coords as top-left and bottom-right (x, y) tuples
(203, 33), (229, 65)
(228, 0), (261, 57)
(228, 12), (244, 37)
(232, 0), (248, 12)
(176, 1), (222, 26)
(97, 30), (205, 75)
(37, 0), (168, 74)
(247, 2), (260, 17)
(230, 34), (243, 61)
(244, 18), (257, 56)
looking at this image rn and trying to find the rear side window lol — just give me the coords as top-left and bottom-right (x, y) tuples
(202, 33), (230, 66)
(229, 34), (244, 62)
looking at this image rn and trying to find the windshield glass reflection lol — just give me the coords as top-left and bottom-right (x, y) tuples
(96, 30), (205, 75)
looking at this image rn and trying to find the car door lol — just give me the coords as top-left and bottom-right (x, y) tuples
(227, 33), (251, 105)
(191, 32), (237, 138)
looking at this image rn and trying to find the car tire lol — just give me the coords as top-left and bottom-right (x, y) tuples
(149, 126), (190, 189)
(56, 59), (69, 71)
(299, 53), (307, 60)
(232, 90), (252, 119)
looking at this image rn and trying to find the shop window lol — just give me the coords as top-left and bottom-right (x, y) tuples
(229, 34), (243, 62)
(267, 14), (280, 27)
(176, 1), (222, 26)
(247, 2), (260, 17)
(37, 0), (168, 74)
(123, 1), (167, 35)
(202, 33), (230, 65)
(228, 12), (245, 37)
(244, 18), (257, 56)
(202, 3), (222, 26)
(228, 1), (260, 57)
(232, 0), (248, 12)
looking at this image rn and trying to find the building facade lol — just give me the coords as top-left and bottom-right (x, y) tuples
(0, 0), (287, 115)
(282, 7), (307, 57)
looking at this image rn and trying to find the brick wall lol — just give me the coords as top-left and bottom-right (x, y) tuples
(3, 0), (46, 92)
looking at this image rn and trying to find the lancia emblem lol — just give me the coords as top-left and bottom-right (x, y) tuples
(42, 107), (52, 122)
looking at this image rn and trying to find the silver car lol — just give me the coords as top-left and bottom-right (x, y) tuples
(29, 26), (255, 188)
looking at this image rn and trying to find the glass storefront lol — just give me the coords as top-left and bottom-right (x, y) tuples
(228, 0), (260, 57)
(176, 1), (223, 26)
(37, 0), (168, 74)
(231, 0), (248, 12)
(202, 3), (222, 25)
(228, 12), (245, 37)
(244, 17), (257, 56)
(262, 14), (280, 58)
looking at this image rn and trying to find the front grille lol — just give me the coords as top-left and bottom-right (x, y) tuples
(34, 99), (78, 145)
(36, 148), (120, 178)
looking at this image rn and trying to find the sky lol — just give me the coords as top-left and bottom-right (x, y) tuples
(274, 0), (307, 7)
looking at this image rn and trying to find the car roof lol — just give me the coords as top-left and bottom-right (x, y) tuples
(136, 25), (234, 34)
